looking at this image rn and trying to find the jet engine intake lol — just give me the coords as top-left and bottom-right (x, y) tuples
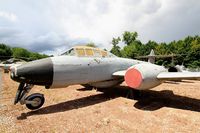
(125, 63), (166, 90)
(168, 67), (178, 72)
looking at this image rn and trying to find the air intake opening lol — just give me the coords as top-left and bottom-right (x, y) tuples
(168, 67), (178, 72)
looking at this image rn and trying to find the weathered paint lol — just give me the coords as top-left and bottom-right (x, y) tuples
(50, 56), (140, 88)
(126, 63), (167, 90)
(10, 49), (200, 90)
(157, 72), (200, 80)
(89, 79), (124, 88)
(10, 58), (53, 86)
(125, 68), (142, 88)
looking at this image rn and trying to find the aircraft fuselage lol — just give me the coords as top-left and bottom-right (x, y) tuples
(10, 56), (143, 88)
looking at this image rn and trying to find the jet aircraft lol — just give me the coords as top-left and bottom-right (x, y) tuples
(0, 58), (26, 73)
(10, 46), (200, 110)
(136, 49), (188, 72)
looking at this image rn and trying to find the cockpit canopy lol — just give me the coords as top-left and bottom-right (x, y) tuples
(62, 46), (116, 58)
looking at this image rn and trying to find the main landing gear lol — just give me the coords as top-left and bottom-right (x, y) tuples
(14, 83), (45, 110)
(126, 89), (142, 100)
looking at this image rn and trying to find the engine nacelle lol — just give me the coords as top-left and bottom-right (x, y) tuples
(125, 63), (166, 90)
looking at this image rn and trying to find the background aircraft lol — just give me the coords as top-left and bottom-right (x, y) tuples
(9, 46), (200, 110)
(0, 58), (26, 73)
(136, 49), (188, 72)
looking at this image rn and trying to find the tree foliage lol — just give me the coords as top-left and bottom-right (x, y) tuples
(12, 47), (30, 58)
(110, 31), (200, 68)
(123, 31), (138, 45)
(0, 45), (49, 61)
(86, 42), (96, 48)
(12, 47), (49, 60)
(110, 37), (121, 57)
(0, 43), (12, 56)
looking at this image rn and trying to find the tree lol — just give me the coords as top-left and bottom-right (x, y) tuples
(86, 42), (96, 47)
(186, 39), (200, 68)
(12, 47), (31, 58)
(122, 31), (138, 45)
(110, 31), (200, 68)
(142, 40), (158, 55)
(29, 52), (48, 60)
(0, 43), (12, 56)
(120, 31), (141, 58)
(121, 44), (138, 58)
(110, 37), (121, 57)
(156, 43), (168, 55)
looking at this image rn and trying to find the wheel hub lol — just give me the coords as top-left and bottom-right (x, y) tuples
(31, 98), (42, 107)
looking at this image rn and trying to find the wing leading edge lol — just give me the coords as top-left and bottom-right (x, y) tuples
(157, 72), (200, 80)
(113, 70), (200, 81)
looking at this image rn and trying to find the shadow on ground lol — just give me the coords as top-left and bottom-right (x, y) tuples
(18, 85), (200, 120)
(134, 89), (200, 112)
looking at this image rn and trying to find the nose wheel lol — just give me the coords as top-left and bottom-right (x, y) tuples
(14, 83), (45, 110)
(25, 93), (45, 110)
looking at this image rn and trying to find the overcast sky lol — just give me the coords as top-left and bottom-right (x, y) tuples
(0, 0), (200, 55)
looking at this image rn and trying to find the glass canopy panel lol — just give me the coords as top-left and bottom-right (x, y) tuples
(76, 48), (85, 56)
(85, 49), (94, 56)
(101, 51), (108, 57)
(62, 46), (116, 58)
(62, 48), (75, 56)
(93, 49), (101, 57)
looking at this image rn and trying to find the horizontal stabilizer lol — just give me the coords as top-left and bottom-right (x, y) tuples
(157, 72), (200, 80)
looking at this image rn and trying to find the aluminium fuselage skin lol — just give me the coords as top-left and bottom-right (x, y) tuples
(10, 55), (144, 88)
(51, 56), (143, 87)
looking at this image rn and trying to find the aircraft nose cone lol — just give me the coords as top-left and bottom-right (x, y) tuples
(10, 58), (53, 86)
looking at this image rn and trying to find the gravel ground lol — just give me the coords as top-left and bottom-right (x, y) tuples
(1, 70), (200, 133)
(0, 70), (3, 108)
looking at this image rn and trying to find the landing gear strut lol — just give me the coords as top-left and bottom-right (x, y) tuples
(14, 83), (45, 110)
(126, 89), (142, 100)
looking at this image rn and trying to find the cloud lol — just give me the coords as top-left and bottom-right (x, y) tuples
(0, 27), (19, 39)
(0, 11), (17, 22)
(0, 0), (199, 54)
(135, 0), (200, 42)
(29, 32), (89, 54)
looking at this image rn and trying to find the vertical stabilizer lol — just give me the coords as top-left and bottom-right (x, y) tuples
(148, 49), (155, 64)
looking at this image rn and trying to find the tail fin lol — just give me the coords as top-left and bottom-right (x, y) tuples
(148, 49), (155, 64)
(136, 49), (184, 64)
(136, 49), (156, 64)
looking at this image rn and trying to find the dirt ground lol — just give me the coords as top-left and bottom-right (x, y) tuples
(0, 69), (200, 133)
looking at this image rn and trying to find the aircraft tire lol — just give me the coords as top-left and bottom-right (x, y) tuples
(25, 93), (45, 110)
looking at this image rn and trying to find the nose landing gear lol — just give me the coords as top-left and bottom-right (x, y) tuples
(25, 93), (45, 110)
(14, 83), (45, 110)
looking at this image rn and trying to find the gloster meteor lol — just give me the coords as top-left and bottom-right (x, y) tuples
(10, 46), (200, 110)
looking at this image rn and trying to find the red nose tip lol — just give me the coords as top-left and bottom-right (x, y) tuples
(125, 68), (142, 89)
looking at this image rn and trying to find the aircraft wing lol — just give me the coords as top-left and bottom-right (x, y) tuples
(157, 72), (200, 80)
(113, 70), (200, 80)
